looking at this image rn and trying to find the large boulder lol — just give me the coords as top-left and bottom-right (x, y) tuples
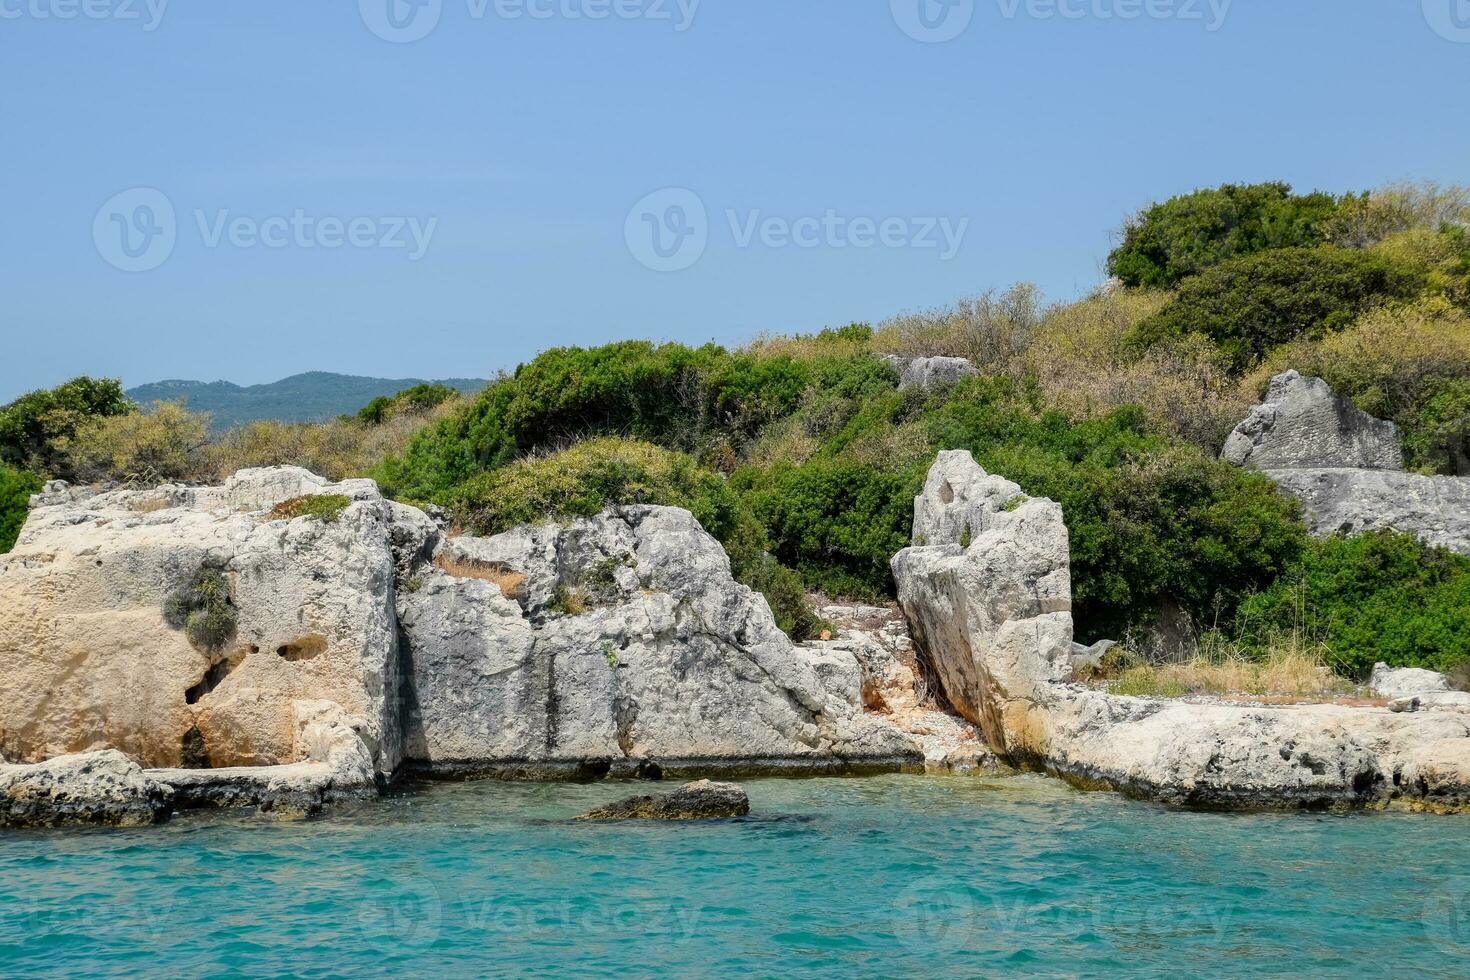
(882, 355), (979, 392)
(0, 750), (173, 828)
(398, 506), (921, 778)
(1371, 663), (1452, 700)
(0, 468), (422, 775)
(891, 450), (1073, 754)
(891, 450), (1470, 810)
(1266, 467), (1470, 554)
(1222, 370), (1403, 470)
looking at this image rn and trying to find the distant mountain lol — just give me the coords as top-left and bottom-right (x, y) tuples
(126, 372), (487, 431)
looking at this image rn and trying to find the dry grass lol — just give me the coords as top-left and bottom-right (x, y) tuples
(873, 283), (1048, 374)
(434, 553), (526, 599)
(1091, 634), (1362, 702)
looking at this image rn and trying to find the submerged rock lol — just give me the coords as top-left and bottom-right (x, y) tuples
(892, 450), (1470, 812)
(0, 751), (173, 828)
(574, 780), (750, 821)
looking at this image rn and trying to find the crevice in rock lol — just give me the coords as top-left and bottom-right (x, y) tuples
(180, 726), (210, 769)
(185, 651), (245, 705)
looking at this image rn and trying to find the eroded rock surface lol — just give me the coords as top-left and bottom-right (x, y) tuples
(574, 779), (750, 821)
(0, 468), (415, 775)
(892, 450), (1470, 811)
(0, 751), (173, 828)
(399, 507), (921, 777)
(1223, 370), (1403, 470)
(1223, 371), (1470, 555)
(882, 355), (979, 392)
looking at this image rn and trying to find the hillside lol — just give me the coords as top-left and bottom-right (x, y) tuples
(126, 372), (487, 431)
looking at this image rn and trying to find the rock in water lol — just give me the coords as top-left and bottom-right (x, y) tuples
(0, 751), (174, 828)
(574, 780), (750, 821)
(1222, 370), (1403, 470)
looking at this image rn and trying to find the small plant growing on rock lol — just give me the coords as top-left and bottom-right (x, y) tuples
(163, 560), (238, 653)
(602, 640), (620, 668)
(552, 585), (588, 617)
(268, 494), (352, 523)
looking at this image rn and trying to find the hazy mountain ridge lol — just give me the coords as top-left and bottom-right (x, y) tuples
(126, 372), (487, 431)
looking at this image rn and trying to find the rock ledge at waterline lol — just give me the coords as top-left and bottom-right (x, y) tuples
(1, 467), (971, 826)
(893, 450), (1470, 812)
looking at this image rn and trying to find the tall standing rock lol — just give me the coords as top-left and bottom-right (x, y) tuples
(1222, 370), (1403, 470)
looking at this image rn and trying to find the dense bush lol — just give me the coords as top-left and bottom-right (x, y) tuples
(922, 383), (1306, 640)
(64, 401), (211, 485)
(1234, 531), (1470, 676)
(1108, 183), (1342, 289)
(0, 377), (133, 476)
(0, 464), (42, 553)
(1127, 246), (1428, 372)
(163, 561), (238, 653)
(357, 383), (459, 425)
(268, 494), (352, 523)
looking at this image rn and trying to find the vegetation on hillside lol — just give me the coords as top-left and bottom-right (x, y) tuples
(7, 179), (1469, 675)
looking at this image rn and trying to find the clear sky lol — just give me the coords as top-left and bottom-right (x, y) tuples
(2, 0), (1467, 400)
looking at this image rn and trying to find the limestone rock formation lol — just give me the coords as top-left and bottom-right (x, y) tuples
(1267, 468), (1470, 554)
(0, 468), (414, 776)
(1222, 370), (1403, 470)
(892, 450), (1470, 811)
(1371, 663), (1452, 700)
(398, 506), (920, 777)
(0, 751), (174, 828)
(574, 779), (750, 821)
(1222, 372), (1470, 555)
(882, 354), (979, 392)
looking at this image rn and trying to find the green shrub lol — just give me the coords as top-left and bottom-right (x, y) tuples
(1234, 531), (1470, 676)
(0, 377), (134, 477)
(357, 383), (458, 425)
(1127, 246), (1428, 372)
(1108, 182), (1343, 289)
(268, 494), (352, 523)
(164, 561), (238, 653)
(0, 464), (43, 553)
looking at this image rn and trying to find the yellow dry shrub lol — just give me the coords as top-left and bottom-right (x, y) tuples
(63, 401), (211, 485)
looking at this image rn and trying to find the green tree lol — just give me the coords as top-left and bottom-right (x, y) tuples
(0, 377), (134, 476)
(1108, 182), (1343, 289)
(0, 463), (43, 553)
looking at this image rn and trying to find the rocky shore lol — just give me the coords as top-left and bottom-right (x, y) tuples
(3, 396), (1469, 826)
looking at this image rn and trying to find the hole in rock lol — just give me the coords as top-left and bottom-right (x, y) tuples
(940, 481), (955, 504)
(277, 634), (328, 662)
(180, 726), (210, 769)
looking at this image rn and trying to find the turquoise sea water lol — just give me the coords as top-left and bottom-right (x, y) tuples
(2, 775), (1468, 977)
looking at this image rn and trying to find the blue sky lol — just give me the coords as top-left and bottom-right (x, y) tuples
(2, 0), (1467, 400)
